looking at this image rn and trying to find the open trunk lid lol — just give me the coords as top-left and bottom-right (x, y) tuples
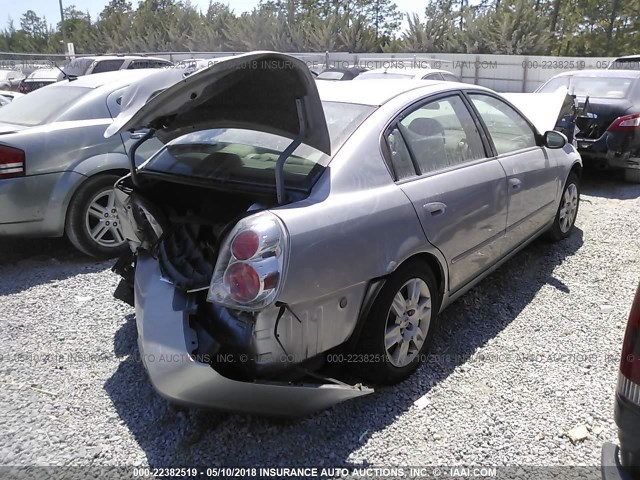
(575, 97), (634, 139)
(105, 51), (331, 155)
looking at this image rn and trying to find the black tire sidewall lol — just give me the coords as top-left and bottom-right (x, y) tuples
(65, 174), (127, 258)
(353, 262), (440, 385)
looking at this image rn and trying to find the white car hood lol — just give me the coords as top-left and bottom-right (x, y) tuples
(502, 89), (570, 134)
(105, 51), (331, 155)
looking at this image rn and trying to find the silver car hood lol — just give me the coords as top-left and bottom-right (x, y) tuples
(105, 51), (331, 154)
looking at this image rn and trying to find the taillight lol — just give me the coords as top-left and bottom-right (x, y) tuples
(608, 113), (640, 132)
(618, 283), (640, 405)
(207, 212), (288, 311)
(0, 145), (25, 179)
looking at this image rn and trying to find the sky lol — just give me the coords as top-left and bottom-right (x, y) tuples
(3, 0), (422, 29)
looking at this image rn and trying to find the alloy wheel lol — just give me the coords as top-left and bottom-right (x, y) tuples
(384, 278), (433, 368)
(84, 189), (126, 248)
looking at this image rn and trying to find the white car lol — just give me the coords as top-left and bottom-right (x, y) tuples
(0, 90), (24, 102)
(355, 67), (460, 82)
(63, 55), (172, 77)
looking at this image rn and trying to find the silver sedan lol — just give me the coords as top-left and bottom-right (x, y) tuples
(109, 52), (582, 416)
(0, 69), (163, 257)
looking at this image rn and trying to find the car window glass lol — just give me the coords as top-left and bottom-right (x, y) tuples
(442, 73), (460, 82)
(106, 88), (127, 118)
(423, 73), (443, 80)
(0, 85), (90, 126)
(538, 76), (570, 93)
(59, 94), (111, 121)
(469, 94), (537, 155)
(399, 95), (485, 174)
(91, 59), (124, 73)
(386, 127), (416, 180)
(128, 60), (170, 69)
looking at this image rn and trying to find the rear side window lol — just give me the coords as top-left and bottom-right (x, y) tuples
(422, 73), (444, 80)
(469, 94), (537, 155)
(386, 127), (416, 180)
(396, 95), (485, 174)
(128, 60), (170, 69)
(442, 73), (460, 82)
(91, 59), (125, 73)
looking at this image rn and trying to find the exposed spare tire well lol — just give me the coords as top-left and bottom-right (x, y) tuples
(126, 176), (279, 290)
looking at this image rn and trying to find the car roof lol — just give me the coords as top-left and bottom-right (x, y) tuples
(613, 55), (640, 61)
(74, 55), (169, 62)
(48, 68), (160, 90)
(362, 67), (453, 77)
(549, 69), (640, 78)
(317, 79), (484, 106)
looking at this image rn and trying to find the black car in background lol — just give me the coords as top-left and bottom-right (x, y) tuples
(602, 283), (640, 480)
(537, 70), (640, 182)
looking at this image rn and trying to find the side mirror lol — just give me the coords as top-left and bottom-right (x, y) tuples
(543, 130), (567, 149)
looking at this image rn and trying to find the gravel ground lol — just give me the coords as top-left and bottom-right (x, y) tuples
(0, 170), (639, 471)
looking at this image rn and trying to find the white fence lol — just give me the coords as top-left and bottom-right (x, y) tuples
(0, 51), (618, 93)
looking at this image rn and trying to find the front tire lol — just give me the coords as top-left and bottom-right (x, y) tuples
(351, 262), (440, 385)
(65, 174), (128, 258)
(548, 172), (580, 242)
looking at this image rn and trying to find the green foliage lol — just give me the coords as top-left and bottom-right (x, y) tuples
(0, 0), (636, 55)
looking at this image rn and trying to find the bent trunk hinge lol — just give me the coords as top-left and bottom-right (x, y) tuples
(275, 98), (307, 205)
(128, 129), (156, 188)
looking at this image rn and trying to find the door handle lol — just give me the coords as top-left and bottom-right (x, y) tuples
(509, 178), (522, 189)
(423, 202), (447, 216)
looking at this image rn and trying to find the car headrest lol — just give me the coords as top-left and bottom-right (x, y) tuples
(408, 118), (445, 137)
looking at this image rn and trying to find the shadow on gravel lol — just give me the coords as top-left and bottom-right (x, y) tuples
(581, 168), (640, 200)
(105, 227), (584, 468)
(0, 237), (111, 295)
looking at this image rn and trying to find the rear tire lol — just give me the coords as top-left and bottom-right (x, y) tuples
(351, 262), (440, 385)
(547, 172), (580, 242)
(65, 174), (128, 259)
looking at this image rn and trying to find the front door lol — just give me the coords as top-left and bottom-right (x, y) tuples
(467, 93), (559, 251)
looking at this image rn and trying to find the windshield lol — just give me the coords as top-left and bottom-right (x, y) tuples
(540, 75), (635, 98)
(571, 77), (635, 98)
(318, 71), (346, 80)
(141, 101), (375, 191)
(538, 77), (570, 93)
(0, 85), (91, 126)
(610, 59), (640, 70)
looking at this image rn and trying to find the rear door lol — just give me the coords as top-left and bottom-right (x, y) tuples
(467, 93), (559, 251)
(386, 93), (508, 293)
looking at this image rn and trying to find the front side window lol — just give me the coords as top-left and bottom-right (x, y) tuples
(469, 94), (537, 155)
(396, 95), (485, 174)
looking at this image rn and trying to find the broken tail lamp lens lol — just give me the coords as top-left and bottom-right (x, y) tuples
(208, 212), (287, 311)
(619, 283), (640, 407)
